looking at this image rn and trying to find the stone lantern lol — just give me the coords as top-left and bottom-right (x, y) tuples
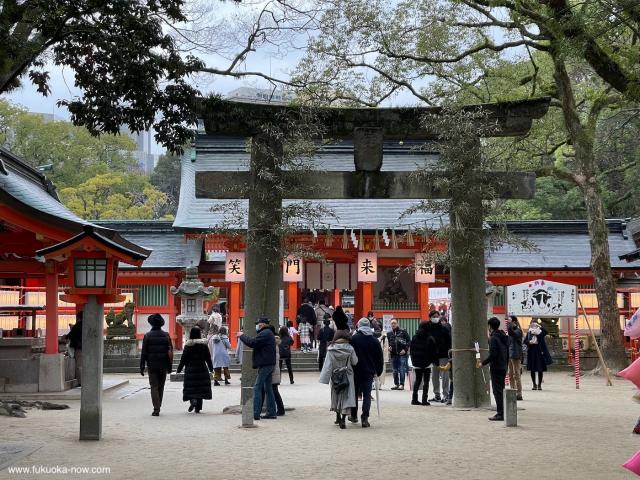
(171, 265), (215, 345)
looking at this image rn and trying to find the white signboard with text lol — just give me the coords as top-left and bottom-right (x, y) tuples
(507, 279), (577, 317)
(357, 252), (378, 282)
(224, 252), (245, 282)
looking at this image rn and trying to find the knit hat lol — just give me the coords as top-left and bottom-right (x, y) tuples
(332, 306), (349, 330)
(357, 317), (371, 329)
(255, 316), (270, 325)
(357, 317), (373, 335)
(147, 313), (165, 328)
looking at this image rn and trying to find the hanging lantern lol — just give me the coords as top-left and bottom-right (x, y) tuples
(373, 230), (380, 250)
(311, 227), (318, 244)
(350, 229), (358, 248)
(342, 229), (348, 249)
(382, 229), (390, 247)
(325, 229), (333, 247)
(358, 229), (364, 250)
(391, 229), (398, 249)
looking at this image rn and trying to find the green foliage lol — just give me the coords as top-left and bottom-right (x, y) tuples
(60, 173), (169, 220)
(0, 0), (202, 152)
(0, 100), (138, 188)
(0, 99), (171, 220)
(150, 154), (182, 215)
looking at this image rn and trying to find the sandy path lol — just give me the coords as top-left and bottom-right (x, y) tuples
(1, 371), (639, 479)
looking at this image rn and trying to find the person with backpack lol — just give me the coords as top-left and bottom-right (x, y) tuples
(278, 326), (295, 384)
(477, 317), (509, 421)
(349, 318), (384, 428)
(319, 329), (358, 429)
(409, 321), (438, 406)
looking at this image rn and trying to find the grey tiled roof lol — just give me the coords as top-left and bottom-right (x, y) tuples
(94, 221), (202, 270)
(487, 221), (640, 269)
(173, 135), (446, 230)
(0, 147), (89, 230)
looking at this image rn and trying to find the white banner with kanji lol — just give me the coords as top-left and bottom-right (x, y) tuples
(414, 253), (435, 283)
(357, 252), (377, 282)
(283, 256), (304, 282)
(225, 252), (245, 282)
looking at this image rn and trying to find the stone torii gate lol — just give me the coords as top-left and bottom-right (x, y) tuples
(195, 97), (549, 417)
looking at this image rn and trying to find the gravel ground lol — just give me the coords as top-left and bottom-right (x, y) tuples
(1, 371), (639, 479)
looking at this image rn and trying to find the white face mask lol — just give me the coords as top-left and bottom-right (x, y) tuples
(256, 325), (262, 332)
(431, 317), (440, 323)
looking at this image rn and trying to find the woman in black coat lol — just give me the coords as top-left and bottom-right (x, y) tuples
(317, 316), (335, 371)
(177, 327), (213, 413)
(524, 321), (553, 390)
(278, 326), (295, 384)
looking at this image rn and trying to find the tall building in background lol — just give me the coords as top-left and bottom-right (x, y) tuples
(225, 87), (293, 105)
(120, 128), (158, 175)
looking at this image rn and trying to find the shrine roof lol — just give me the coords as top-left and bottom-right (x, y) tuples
(0, 147), (90, 231)
(94, 220), (202, 269)
(487, 220), (640, 269)
(173, 134), (446, 230)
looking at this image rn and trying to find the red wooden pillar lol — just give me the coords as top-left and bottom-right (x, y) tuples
(229, 282), (241, 347)
(419, 283), (429, 320)
(45, 261), (59, 354)
(357, 282), (373, 321)
(286, 282), (298, 325)
(333, 289), (340, 308)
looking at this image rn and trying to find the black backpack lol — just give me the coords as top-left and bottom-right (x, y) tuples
(331, 358), (350, 393)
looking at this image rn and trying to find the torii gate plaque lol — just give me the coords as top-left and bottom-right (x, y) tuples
(195, 97), (550, 415)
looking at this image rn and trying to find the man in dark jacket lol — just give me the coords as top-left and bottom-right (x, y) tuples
(428, 310), (452, 403)
(388, 318), (411, 390)
(410, 321), (438, 405)
(140, 313), (173, 416)
(350, 318), (384, 428)
(477, 317), (509, 421)
(507, 315), (524, 400)
(67, 311), (83, 385)
(239, 317), (277, 420)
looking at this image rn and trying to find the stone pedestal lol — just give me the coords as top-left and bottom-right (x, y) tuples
(104, 338), (137, 358)
(38, 353), (66, 392)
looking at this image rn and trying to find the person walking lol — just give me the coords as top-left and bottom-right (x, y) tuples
(507, 315), (524, 400)
(298, 317), (312, 353)
(278, 326), (295, 384)
(140, 313), (173, 416)
(262, 325), (285, 416)
(525, 320), (553, 390)
(429, 310), (452, 403)
(239, 317), (278, 420)
(388, 318), (410, 390)
(67, 312), (83, 385)
(315, 301), (332, 345)
(208, 304), (223, 331)
(332, 306), (350, 331)
(409, 321), (438, 406)
(477, 317), (509, 421)
(349, 318), (384, 428)
(208, 326), (232, 386)
(176, 327), (213, 414)
(318, 315), (335, 371)
(319, 329), (358, 429)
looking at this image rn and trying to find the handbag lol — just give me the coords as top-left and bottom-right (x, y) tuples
(331, 358), (350, 393)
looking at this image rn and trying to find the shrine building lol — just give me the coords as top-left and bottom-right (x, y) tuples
(3, 136), (640, 356)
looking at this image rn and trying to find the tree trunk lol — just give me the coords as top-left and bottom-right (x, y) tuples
(240, 133), (284, 405)
(551, 50), (627, 372)
(582, 180), (628, 371)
